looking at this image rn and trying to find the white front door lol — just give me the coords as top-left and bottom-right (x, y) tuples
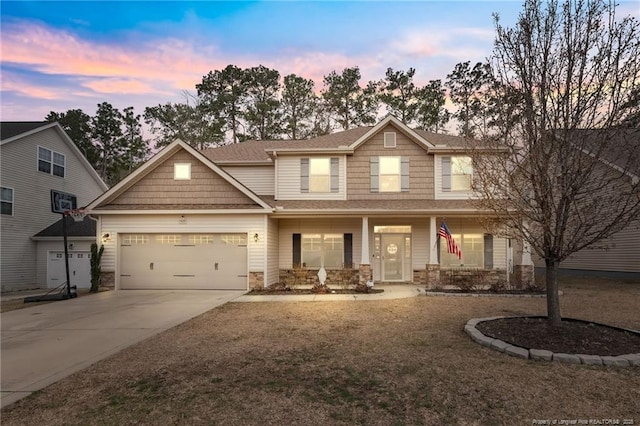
(382, 234), (404, 281)
(48, 251), (91, 289)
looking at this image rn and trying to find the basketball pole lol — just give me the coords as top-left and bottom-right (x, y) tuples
(62, 212), (72, 299)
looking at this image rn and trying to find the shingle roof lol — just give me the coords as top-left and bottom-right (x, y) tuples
(1, 121), (49, 141)
(33, 216), (96, 238)
(92, 203), (265, 211)
(567, 128), (640, 176)
(200, 126), (469, 163)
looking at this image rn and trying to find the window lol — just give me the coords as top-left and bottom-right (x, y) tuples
(38, 147), (65, 177)
(301, 158), (339, 193)
(122, 235), (148, 245)
(384, 132), (396, 148)
(156, 235), (181, 244)
(443, 156), (472, 192)
(440, 233), (484, 267)
(174, 163), (191, 180)
(221, 235), (247, 245)
(189, 235), (214, 245)
(309, 158), (330, 192)
(379, 156), (401, 192)
(301, 233), (344, 268)
(1, 187), (13, 215)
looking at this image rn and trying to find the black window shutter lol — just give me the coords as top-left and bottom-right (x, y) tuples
(293, 233), (301, 267)
(344, 233), (353, 268)
(484, 234), (493, 269)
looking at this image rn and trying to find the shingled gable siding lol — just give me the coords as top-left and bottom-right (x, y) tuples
(347, 124), (434, 200)
(109, 150), (257, 206)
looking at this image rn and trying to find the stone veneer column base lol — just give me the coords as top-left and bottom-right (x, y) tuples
(358, 264), (372, 286)
(249, 272), (264, 290)
(425, 265), (441, 289)
(101, 271), (115, 289)
(512, 265), (534, 289)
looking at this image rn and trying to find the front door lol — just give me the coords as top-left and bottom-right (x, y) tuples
(382, 234), (404, 281)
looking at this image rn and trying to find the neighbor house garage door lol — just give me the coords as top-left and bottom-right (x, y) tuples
(119, 234), (248, 290)
(48, 251), (91, 289)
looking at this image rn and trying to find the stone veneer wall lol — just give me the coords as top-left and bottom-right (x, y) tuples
(101, 271), (115, 288)
(358, 264), (372, 286)
(279, 268), (359, 288)
(249, 272), (264, 290)
(512, 265), (535, 289)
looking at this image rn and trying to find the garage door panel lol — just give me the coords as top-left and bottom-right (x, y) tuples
(119, 234), (247, 290)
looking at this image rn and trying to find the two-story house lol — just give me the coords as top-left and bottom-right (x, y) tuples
(1, 122), (108, 292)
(86, 116), (534, 291)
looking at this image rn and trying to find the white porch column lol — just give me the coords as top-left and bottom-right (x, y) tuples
(428, 216), (438, 265)
(361, 216), (370, 264)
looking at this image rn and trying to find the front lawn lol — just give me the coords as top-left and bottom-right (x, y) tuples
(2, 277), (639, 425)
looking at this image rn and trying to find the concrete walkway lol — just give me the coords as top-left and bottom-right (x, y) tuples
(1, 290), (244, 408)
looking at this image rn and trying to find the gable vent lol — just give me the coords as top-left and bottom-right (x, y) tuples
(384, 132), (396, 148)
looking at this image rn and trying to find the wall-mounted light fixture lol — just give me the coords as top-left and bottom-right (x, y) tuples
(253, 233), (259, 243)
(101, 233), (111, 244)
(68, 243), (74, 250)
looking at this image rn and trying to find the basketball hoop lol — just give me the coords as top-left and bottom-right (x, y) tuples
(66, 209), (87, 222)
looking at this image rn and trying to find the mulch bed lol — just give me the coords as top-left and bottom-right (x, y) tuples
(476, 316), (640, 356)
(248, 288), (384, 295)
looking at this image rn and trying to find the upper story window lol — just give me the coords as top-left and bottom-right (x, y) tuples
(371, 156), (409, 193)
(1, 187), (14, 216)
(301, 157), (339, 193)
(174, 163), (191, 180)
(310, 158), (330, 192)
(38, 147), (65, 177)
(442, 156), (472, 192)
(379, 156), (401, 192)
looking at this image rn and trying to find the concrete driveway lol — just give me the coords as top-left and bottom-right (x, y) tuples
(1, 289), (244, 408)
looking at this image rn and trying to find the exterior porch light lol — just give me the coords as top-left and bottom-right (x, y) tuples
(101, 233), (111, 243)
(253, 233), (259, 243)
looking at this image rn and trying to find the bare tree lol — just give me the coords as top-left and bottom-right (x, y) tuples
(471, 0), (640, 326)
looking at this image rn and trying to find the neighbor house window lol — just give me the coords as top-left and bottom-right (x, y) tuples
(301, 158), (339, 193)
(174, 163), (191, 180)
(442, 156), (472, 192)
(1, 187), (13, 216)
(440, 233), (484, 267)
(301, 233), (344, 268)
(38, 147), (65, 177)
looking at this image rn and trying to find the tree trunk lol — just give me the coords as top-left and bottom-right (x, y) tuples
(545, 259), (562, 327)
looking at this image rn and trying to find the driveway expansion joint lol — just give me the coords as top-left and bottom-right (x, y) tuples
(464, 316), (640, 366)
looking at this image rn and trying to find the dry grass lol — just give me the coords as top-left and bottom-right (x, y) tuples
(2, 277), (639, 425)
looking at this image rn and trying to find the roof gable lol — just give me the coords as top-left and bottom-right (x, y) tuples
(87, 140), (272, 211)
(348, 116), (435, 150)
(0, 122), (51, 142)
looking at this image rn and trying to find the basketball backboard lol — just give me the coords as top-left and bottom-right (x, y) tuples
(51, 190), (77, 214)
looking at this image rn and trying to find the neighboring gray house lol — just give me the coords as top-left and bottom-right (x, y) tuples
(1, 122), (108, 292)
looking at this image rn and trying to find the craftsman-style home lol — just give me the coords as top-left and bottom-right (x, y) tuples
(87, 116), (534, 290)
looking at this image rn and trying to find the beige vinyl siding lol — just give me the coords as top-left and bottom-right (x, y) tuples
(0, 127), (105, 291)
(278, 218), (361, 269)
(222, 165), (275, 196)
(98, 215), (268, 286)
(276, 155), (346, 200)
(434, 155), (474, 200)
(34, 239), (94, 288)
(266, 216), (279, 285)
(110, 150), (255, 206)
(533, 221), (640, 273)
(347, 124), (434, 200)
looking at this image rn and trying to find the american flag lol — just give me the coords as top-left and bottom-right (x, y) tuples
(439, 221), (462, 259)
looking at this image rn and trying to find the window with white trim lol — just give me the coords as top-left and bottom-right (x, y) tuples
(1, 187), (13, 216)
(38, 147), (65, 177)
(309, 158), (330, 192)
(174, 163), (191, 180)
(451, 156), (472, 191)
(379, 156), (401, 192)
(302, 233), (344, 268)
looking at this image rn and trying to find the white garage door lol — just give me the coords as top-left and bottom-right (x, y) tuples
(48, 251), (91, 289)
(119, 234), (248, 290)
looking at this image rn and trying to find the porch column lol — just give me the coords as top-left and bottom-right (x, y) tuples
(359, 216), (371, 285)
(425, 216), (440, 288)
